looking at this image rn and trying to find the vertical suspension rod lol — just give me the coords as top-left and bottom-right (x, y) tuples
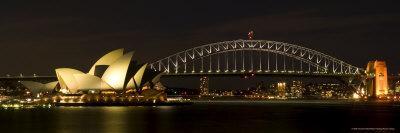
(259, 50), (262, 71)
(217, 53), (220, 71)
(283, 56), (286, 71)
(267, 51), (270, 71)
(242, 50), (245, 71)
(225, 52), (229, 72)
(251, 50), (253, 71)
(275, 53), (278, 71)
(234, 51), (237, 71)
(201, 57), (204, 72)
(209, 55), (212, 72)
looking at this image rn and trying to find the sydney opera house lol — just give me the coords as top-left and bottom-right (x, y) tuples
(21, 49), (166, 104)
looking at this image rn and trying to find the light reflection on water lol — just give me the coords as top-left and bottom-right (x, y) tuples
(53, 106), (177, 133)
(102, 107), (129, 133)
(0, 101), (399, 133)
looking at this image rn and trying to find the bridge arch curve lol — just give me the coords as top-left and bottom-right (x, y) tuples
(150, 40), (363, 76)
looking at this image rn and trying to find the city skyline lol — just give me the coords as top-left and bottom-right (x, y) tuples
(0, 0), (399, 76)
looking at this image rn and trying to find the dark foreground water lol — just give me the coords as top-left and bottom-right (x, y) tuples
(1, 101), (400, 133)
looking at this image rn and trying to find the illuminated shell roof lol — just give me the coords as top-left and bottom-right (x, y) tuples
(21, 81), (46, 94)
(88, 49), (124, 75)
(45, 81), (59, 90)
(151, 73), (163, 83)
(55, 68), (85, 93)
(73, 74), (112, 90)
(101, 51), (134, 90)
(21, 81), (58, 94)
(126, 63), (148, 90)
(54, 49), (161, 93)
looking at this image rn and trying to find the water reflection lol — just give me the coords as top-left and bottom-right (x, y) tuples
(53, 106), (177, 133)
(101, 107), (129, 133)
(1, 101), (399, 133)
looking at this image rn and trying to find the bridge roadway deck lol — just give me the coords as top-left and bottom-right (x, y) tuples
(162, 72), (362, 78)
(0, 76), (57, 81)
(0, 72), (365, 82)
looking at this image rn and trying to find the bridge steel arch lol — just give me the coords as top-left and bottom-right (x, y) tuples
(150, 40), (363, 76)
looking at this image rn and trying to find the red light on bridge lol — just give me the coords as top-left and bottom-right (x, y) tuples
(248, 30), (254, 40)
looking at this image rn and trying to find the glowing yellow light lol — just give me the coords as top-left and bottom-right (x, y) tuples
(60, 88), (69, 94)
(352, 93), (360, 99)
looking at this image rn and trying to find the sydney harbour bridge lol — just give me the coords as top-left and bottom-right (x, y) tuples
(150, 40), (363, 77)
(0, 39), (366, 92)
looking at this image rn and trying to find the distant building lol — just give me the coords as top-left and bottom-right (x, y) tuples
(395, 81), (400, 94)
(290, 81), (304, 98)
(366, 60), (389, 97)
(277, 82), (286, 98)
(304, 83), (343, 98)
(200, 76), (209, 95)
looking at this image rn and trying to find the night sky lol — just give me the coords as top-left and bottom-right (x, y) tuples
(0, 0), (399, 76)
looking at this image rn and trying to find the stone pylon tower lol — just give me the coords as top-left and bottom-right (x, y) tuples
(366, 60), (389, 98)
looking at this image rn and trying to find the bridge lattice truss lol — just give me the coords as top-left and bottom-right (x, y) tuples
(150, 40), (363, 76)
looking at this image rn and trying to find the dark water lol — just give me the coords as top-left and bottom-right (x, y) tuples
(1, 101), (400, 133)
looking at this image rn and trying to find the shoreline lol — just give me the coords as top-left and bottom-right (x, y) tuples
(2, 99), (400, 109)
(54, 101), (193, 107)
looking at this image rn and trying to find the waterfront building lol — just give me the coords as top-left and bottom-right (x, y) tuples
(200, 76), (209, 95)
(395, 81), (400, 94)
(277, 82), (286, 98)
(290, 81), (304, 98)
(303, 83), (345, 98)
(21, 49), (166, 102)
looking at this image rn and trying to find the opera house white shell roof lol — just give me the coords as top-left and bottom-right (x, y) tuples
(101, 51), (134, 90)
(48, 49), (161, 94)
(88, 49), (124, 75)
(55, 68), (84, 93)
(73, 74), (112, 90)
(21, 81), (58, 94)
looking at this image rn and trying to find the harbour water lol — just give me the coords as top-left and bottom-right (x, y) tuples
(0, 100), (399, 133)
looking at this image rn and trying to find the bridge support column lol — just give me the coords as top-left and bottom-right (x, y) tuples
(365, 60), (389, 99)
